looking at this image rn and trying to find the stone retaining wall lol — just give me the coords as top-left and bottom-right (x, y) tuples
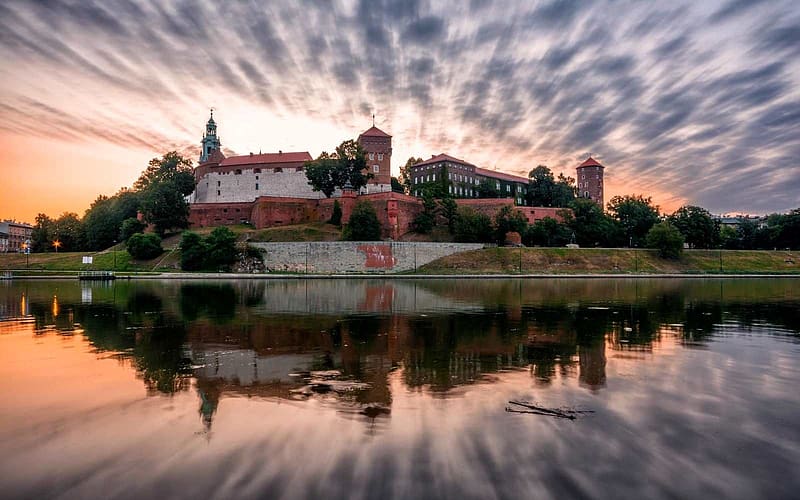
(250, 242), (489, 273)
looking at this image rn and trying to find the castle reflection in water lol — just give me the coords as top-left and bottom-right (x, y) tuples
(2, 278), (798, 430)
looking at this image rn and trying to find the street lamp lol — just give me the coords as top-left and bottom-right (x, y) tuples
(53, 240), (61, 253)
(21, 242), (29, 268)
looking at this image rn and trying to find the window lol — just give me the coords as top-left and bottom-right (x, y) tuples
(275, 167), (282, 172)
(254, 168), (261, 173)
(378, 153), (383, 161)
(256, 175), (259, 180)
(235, 169), (242, 175)
(373, 164), (380, 173)
(217, 190), (221, 196)
(415, 178), (419, 184)
(255, 184), (259, 190)
(217, 180), (221, 186)
(432, 173), (436, 181)
(449, 185), (453, 194)
(506, 185), (511, 192)
(584, 191), (589, 197)
(369, 153), (374, 160)
(296, 166), (303, 172)
(496, 182), (501, 190)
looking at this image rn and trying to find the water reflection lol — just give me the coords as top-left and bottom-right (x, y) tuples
(1, 278), (799, 499)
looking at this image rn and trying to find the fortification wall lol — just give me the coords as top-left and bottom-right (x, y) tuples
(251, 242), (488, 273)
(195, 168), (324, 203)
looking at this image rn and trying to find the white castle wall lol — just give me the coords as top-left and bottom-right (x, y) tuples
(195, 168), (325, 203)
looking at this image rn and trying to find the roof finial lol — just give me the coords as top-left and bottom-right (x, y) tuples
(210, 108), (214, 119)
(372, 113), (375, 127)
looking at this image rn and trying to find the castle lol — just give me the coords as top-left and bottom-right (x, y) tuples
(188, 113), (603, 238)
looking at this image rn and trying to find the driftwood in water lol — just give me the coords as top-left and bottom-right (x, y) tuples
(506, 400), (594, 420)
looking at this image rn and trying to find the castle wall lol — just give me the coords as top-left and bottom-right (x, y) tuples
(194, 168), (324, 204)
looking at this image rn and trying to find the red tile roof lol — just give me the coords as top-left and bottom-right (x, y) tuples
(219, 151), (312, 167)
(474, 167), (529, 184)
(415, 153), (476, 168)
(577, 157), (604, 168)
(359, 126), (392, 138)
(199, 149), (226, 166)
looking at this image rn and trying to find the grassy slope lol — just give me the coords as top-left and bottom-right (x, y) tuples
(417, 248), (800, 274)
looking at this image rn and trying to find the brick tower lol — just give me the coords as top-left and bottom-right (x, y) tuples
(357, 123), (392, 193)
(576, 157), (605, 208)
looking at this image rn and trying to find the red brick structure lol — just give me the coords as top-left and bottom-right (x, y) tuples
(357, 125), (393, 193)
(455, 199), (568, 224)
(576, 157), (605, 208)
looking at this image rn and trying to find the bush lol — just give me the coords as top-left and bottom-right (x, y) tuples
(180, 231), (207, 271)
(646, 221), (684, 259)
(120, 217), (146, 242)
(343, 201), (381, 241)
(494, 206), (528, 244)
(206, 227), (238, 270)
(453, 207), (493, 243)
(126, 233), (163, 260)
(329, 200), (342, 226)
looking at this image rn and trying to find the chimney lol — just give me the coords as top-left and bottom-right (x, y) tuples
(249, 152), (253, 156)
(279, 150), (282, 155)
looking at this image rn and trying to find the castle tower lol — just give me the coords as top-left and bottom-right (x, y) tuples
(200, 110), (221, 163)
(357, 122), (392, 193)
(576, 157), (605, 208)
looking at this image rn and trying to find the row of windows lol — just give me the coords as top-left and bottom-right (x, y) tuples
(367, 153), (384, 161)
(223, 166), (304, 175)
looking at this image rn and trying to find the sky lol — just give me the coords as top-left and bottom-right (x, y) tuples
(1, 0), (799, 223)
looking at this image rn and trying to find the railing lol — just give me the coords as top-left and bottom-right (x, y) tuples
(78, 271), (116, 280)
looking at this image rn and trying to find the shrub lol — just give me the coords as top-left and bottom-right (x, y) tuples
(494, 206), (528, 244)
(180, 231), (207, 271)
(126, 233), (163, 260)
(646, 221), (684, 259)
(120, 217), (146, 242)
(453, 207), (493, 243)
(205, 227), (238, 270)
(343, 201), (381, 241)
(329, 200), (342, 226)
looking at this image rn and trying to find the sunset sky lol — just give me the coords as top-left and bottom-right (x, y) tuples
(1, 0), (799, 223)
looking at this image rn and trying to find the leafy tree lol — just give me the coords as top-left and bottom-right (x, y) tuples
(343, 201), (381, 241)
(669, 205), (719, 249)
(607, 195), (660, 247)
(51, 212), (85, 252)
(305, 141), (373, 197)
(391, 177), (404, 193)
(126, 233), (163, 260)
(439, 197), (459, 234)
(568, 198), (620, 247)
(31, 213), (53, 252)
(399, 157), (423, 192)
(494, 205), (529, 244)
(343, 204), (378, 241)
(735, 218), (759, 249)
(719, 225), (739, 249)
(120, 217), (146, 242)
(180, 232), (207, 271)
(413, 190), (438, 233)
(526, 165), (576, 207)
(205, 227), (238, 270)
(646, 221), (684, 259)
(453, 207), (493, 243)
(137, 152), (195, 236)
(83, 189), (142, 250)
(329, 200), (343, 226)
(476, 179), (500, 198)
(525, 217), (573, 247)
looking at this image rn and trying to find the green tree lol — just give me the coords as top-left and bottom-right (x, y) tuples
(477, 179), (500, 198)
(453, 207), (493, 243)
(439, 197), (459, 234)
(494, 205), (529, 244)
(568, 198), (620, 247)
(52, 212), (85, 252)
(137, 152), (195, 236)
(31, 213), (53, 252)
(120, 217), (146, 242)
(413, 190), (438, 233)
(391, 177), (404, 193)
(305, 141), (373, 197)
(526, 166), (576, 207)
(180, 231), (206, 271)
(669, 205), (719, 249)
(205, 227), (238, 270)
(126, 233), (163, 260)
(719, 225), (739, 249)
(399, 157), (423, 192)
(607, 195), (660, 247)
(525, 217), (572, 247)
(83, 189), (142, 250)
(329, 200), (343, 226)
(343, 201), (381, 241)
(646, 221), (684, 259)
(304, 153), (341, 198)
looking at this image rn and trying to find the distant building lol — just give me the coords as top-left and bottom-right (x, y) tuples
(358, 125), (393, 193)
(576, 157), (605, 208)
(0, 221), (32, 252)
(409, 153), (529, 205)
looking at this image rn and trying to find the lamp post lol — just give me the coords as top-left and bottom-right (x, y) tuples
(53, 240), (61, 253)
(21, 242), (29, 268)
(113, 240), (117, 271)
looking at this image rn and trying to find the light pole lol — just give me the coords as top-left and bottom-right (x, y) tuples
(113, 240), (117, 271)
(53, 240), (61, 253)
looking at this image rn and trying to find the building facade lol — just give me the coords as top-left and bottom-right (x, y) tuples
(0, 221), (33, 252)
(409, 153), (529, 205)
(576, 157), (605, 207)
(357, 126), (392, 193)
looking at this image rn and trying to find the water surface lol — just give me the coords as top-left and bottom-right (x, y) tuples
(1, 278), (799, 499)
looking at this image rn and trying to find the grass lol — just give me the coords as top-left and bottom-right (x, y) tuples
(244, 222), (342, 242)
(417, 248), (800, 275)
(0, 248), (182, 273)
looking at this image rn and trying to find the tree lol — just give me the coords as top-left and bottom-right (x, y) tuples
(329, 200), (343, 226)
(453, 207), (493, 243)
(413, 190), (438, 233)
(343, 201), (381, 241)
(525, 217), (573, 247)
(607, 195), (660, 247)
(568, 198), (620, 247)
(669, 205), (719, 249)
(439, 197), (459, 234)
(399, 157), (423, 193)
(31, 213), (53, 252)
(646, 221), (684, 259)
(180, 232), (207, 271)
(391, 177), (404, 193)
(305, 140), (373, 197)
(120, 217), (146, 242)
(51, 212), (85, 252)
(205, 227), (238, 270)
(82, 189), (142, 250)
(494, 205), (529, 244)
(137, 152), (195, 236)
(526, 165), (576, 207)
(476, 179), (500, 198)
(126, 233), (163, 260)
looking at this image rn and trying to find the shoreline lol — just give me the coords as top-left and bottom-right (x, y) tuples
(4, 272), (800, 280)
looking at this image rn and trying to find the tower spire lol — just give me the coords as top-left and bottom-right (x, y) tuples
(372, 113), (375, 127)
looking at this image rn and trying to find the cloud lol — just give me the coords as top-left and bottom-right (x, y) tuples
(0, 0), (798, 214)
